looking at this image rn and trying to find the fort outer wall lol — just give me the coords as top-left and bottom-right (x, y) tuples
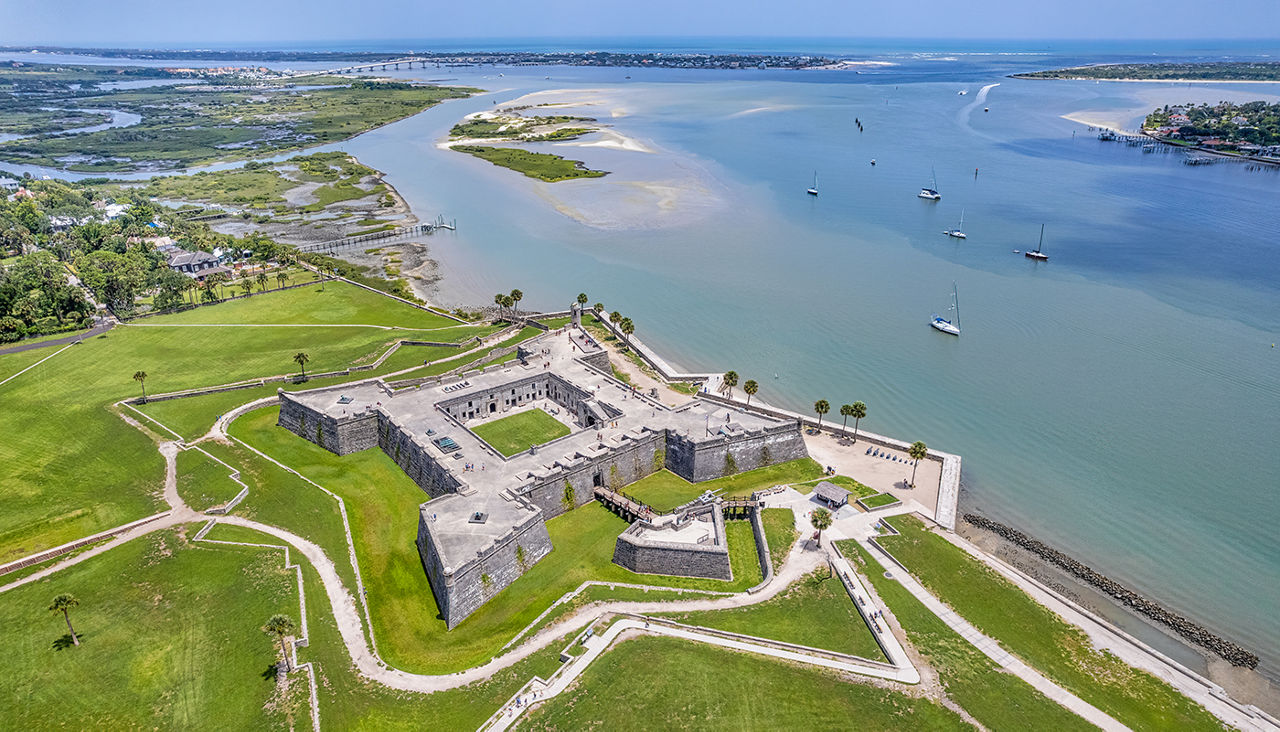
(277, 390), (380, 456)
(378, 414), (464, 498)
(666, 422), (808, 482)
(416, 500), (553, 629)
(515, 421), (808, 521)
(612, 508), (733, 581)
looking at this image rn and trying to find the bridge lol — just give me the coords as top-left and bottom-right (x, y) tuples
(287, 57), (444, 78)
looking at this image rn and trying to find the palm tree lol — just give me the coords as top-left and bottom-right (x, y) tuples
(909, 441), (928, 486)
(509, 289), (523, 315)
(592, 302), (604, 315)
(494, 293), (506, 320)
(722, 370), (739, 399)
(743, 379), (758, 406)
(619, 317), (634, 349)
(813, 399), (830, 430)
(256, 271), (268, 293)
(839, 404), (854, 437)
(608, 311), (622, 328)
(576, 293), (589, 306)
(263, 614), (296, 673)
(501, 294), (514, 317)
(811, 508), (833, 548)
(293, 352), (310, 380)
(276, 271), (288, 290)
(239, 281), (253, 298)
(133, 370), (148, 403)
(850, 401), (867, 443)
(49, 593), (80, 646)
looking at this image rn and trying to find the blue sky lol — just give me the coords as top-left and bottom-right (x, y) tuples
(1, 0), (1277, 46)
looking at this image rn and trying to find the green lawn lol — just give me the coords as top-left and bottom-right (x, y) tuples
(175, 447), (243, 511)
(0, 529), (300, 730)
(149, 279), (457, 329)
(838, 539), (1100, 731)
(875, 516), (1222, 730)
(453, 145), (608, 182)
(520, 635), (969, 731)
(470, 409), (571, 457)
(663, 569), (884, 660)
(625, 469), (705, 511)
(862, 493), (901, 509)
(702, 457), (824, 497)
(0, 294), (432, 563)
(796, 474), (877, 498)
(762, 507), (798, 573)
(227, 404), (766, 674)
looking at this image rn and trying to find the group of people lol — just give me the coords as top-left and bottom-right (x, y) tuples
(463, 462), (485, 472)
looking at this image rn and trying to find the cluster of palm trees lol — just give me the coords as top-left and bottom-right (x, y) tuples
(493, 289), (523, 321)
(607, 310), (636, 349)
(719, 371), (761, 406)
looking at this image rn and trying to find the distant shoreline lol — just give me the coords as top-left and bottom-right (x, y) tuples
(1022, 76), (1280, 85)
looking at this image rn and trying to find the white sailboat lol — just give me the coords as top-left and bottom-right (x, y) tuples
(944, 209), (967, 239)
(1025, 224), (1049, 261)
(806, 171), (818, 196)
(918, 168), (941, 200)
(930, 282), (961, 336)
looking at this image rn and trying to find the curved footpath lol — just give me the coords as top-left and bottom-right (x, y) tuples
(2, 379), (1270, 730)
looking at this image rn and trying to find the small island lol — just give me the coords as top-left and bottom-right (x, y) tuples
(1013, 62), (1280, 82)
(445, 108), (609, 181)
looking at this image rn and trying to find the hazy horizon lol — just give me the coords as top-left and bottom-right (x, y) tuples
(2, 0), (1277, 47)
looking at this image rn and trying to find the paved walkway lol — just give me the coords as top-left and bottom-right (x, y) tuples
(488, 614), (917, 731)
(859, 538), (1127, 731)
(0, 321), (111, 357)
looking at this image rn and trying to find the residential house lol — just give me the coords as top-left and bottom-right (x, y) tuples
(166, 248), (230, 280)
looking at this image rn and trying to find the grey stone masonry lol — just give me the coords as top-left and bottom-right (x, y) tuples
(612, 504), (732, 580)
(417, 495), (552, 629)
(274, 323), (806, 629)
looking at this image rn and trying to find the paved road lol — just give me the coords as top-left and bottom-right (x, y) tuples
(0, 321), (111, 356)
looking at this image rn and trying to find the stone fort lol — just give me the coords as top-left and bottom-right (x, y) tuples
(276, 314), (807, 628)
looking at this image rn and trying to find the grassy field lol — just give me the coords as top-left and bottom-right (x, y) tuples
(148, 279), (458, 328)
(175, 447), (243, 511)
(471, 409), (571, 457)
(839, 539), (1100, 731)
(761, 507), (798, 573)
(625, 461), (822, 510)
(520, 635), (969, 731)
(875, 516), (1222, 730)
(862, 493), (901, 509)
(0, 529), (301, 730)
(701, 457), (824, 497)
(228, 403), (774, 674)
(453, 145), (608, 182)
(0, 283), (470, 563)
(663, 569), (884, 660)
(625, 469), (705, 511)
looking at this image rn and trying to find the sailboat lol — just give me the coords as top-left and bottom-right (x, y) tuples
(806, 171), (819, 196)
(930, 282), (961, 336)
(918, 168), (941, 200)
(944, 209), (966, 239)
(1025, 224), (1049, 261)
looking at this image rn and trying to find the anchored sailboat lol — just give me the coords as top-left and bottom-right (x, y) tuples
(918, 167), (941, 200)
(930, 282), (961, 336)
(1025, 224), (1049, 261)
(806, 171), (819, 196)
(944, 209), (966, 239)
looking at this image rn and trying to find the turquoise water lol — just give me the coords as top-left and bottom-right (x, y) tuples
(334, 59), (1280, 670)
(4, 45), (1277, 671)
